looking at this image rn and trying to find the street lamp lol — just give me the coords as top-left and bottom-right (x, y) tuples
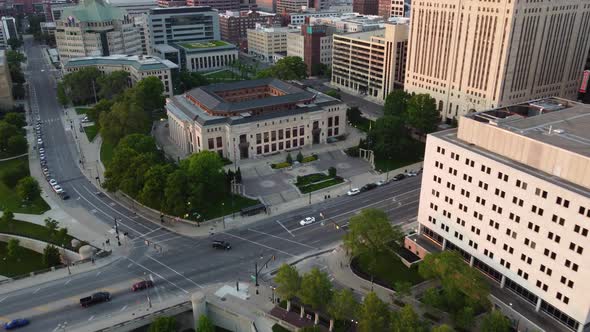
(221, 202), (226, 229)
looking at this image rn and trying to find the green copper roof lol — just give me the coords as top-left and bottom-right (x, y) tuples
(62, 0), (125, 23)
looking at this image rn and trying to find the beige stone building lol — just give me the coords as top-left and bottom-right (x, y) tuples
(55, 0), (142, 64)
(331, 18), (409, 101)
(166, 79), (347, 160)
(407, 97), (590, 332)
(62, 55), (178, 97)
(404, 0), (590, 122)
(0, 50), (13, 109)
(378, 0), (403, 19)
(247, 25), (293, 63)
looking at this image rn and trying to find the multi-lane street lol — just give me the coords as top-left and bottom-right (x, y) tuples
(0, 39), (422, 331)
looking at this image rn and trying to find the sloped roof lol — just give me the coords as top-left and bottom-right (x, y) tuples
(62, 0), (125, 22)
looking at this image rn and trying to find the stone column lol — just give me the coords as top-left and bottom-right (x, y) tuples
(191, 292), (207, 325)
(535, 298), (542, 312)
(469, 256), (474, 267)
(500, 275), (506, 289)
(442, 238), (447, 250)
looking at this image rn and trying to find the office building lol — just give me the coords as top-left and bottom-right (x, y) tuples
(275, 0), (307, 14)
(186, 0), (240, 11)
(0, 50), (13, 108)
(40, 21), (56, 37)
(107, 0), (157, 17)
(55, 0), (142, 63)
(404, 0), (590, 122)
(247, 25), (292, 63)
(45, 0), (76, 22)
(377, 0), (403, 18)
(287, 23), (335, 75)
(157, 0), (186, 7)
(62, 55), (178, 96)
(219, 10), (280, 45)
(407, 97), (590, 332)
(289, 11), (339, 25)
(146, 6), (220, 55)
(308, 13), (384, 33)
(174, 40), (238, 72)
(352, 0), (377, 15)
(1, 16), (16, 45)
(331, 19), (408, 100)
(166, 78), (347, 160)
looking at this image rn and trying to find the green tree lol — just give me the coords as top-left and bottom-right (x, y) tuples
(42, 244), (61, 267)
(286, 153), (293, 164)
(406, 94), (439, 134)
(7, 38), (22, 50)
(0, 121), (19, 152)
(6, 238), (21, 260)
(44, 217), (59, 236)
(327, 289), (357, 331)
(57, 82), (69, 106)
(139, 164), (172, 210)
(1, 210), (14, 225)
(235, 167), (242, 183)
(16, 176), (40, 203)
(163, 169), (190, 216)
(358, 292), (389, 332)
(183, 151), (226, 209)
(480, 310), (511, 332)
(343, 208), (404, 273)
(55, 227), (69, 247)
(61, 67), (102, 105)
(174, 70), (209, 93)
(7, 135), (27, 155)
(431, 324), (455, 332)
(148, 316), (177, 332)
(296, 151), (303, 163)
(274, 263), (301, 312)
(328, 167), (337, 178)
(390, 305), (426, 332)
(393, 281), (412, 302)
(132, 76), (165, 115)
(383, 90), (410, 118)
(4, 112), (26, 128)
(97, 70), (130, 100)
(257, 56), (307, 80)
(299, 267), (333, 324)
(87, 98), (112, 125)
(196, 314), (214, 332)
(5, 50), (26, 65)
(99, 97), (151, 145)
(325, 89), (341, 99)
(453, 306), (475, 331)
(367, 115), (411, 159)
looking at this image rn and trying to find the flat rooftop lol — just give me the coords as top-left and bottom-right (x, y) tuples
(177, 40), (230, 49)
(466, 97), (590, 158)
(63, 54), (178, 71)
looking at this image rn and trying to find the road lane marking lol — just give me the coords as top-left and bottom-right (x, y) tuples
(127, 263), (134, 268)
(248, 228), (316, 249)
(64, 279), (71, 285)
(275, 220), (295, 237)
(0, 296), (8, 303)
(131, 228), (160, 241)
(120, 305), (128, 312)
(96, 271), (102, 277)
(125, 257), (189, 294)
(146, 255), (203, 288)
(222, 232), (295, 257)
(33, 288), (41, 294)
(88, 315), (94, 321)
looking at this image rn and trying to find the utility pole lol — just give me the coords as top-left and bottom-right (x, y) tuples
(114, 217), (121, 246)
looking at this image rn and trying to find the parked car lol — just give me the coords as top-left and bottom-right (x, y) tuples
(347, 188), (360, 196)
(60, 192), (70, 200)
(299, 216), (316, 226)
(212, 240), (231, 250)
(361, 183), (378, 192)
(132, 280), (154, 292)
(49, 179), (57, 186)
(52, 184), (63, 193)
(80, 292), (110, 307)
(375, 180), (386, 186)
(82, 116), (91, 123)
(37, 139), (43, 146)
(392, 174), (406, 181)
(38, 148), (45, 154)
(407, 170), (418, 177)
(39, 154), (45, 161)
(3, 318), (29, 330)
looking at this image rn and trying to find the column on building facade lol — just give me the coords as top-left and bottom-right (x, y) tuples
(469, 256), (474, 267)
(535, 298), (542, 312)
(442, 238), (447, 250)
(500, 275), (506, 289)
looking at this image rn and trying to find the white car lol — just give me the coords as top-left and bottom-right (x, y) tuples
(49, 179), (58, 186)
(82, 116), (91, 123)
(299, 217), (316, 226)
(376, 180), (386, 186)
(37, 139), (43, 145)
(52, 184), (63, 193)
(347, 188), (360, 196)
(39, 148), (45, 154)
(407, 171), (418, 177)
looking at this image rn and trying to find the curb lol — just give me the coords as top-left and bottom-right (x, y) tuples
(268, 246), (338, 276)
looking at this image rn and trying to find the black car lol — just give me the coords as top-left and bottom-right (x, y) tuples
(392, 174), (406, 181)
(212, 240), (231, 250)
(361, 183), (378, 192)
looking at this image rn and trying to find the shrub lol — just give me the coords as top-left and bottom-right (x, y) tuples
(302, 155), (317, 163)
(328, 167), (337, 177)
(296, 151), (303, 163)
(272, 162), (291, 169)
(286, 153), (293, 164)
(1, 165), (27, 187)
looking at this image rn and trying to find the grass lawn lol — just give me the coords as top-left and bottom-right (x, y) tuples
(0, 157), (49, 214)
(198, 194), (259, 221)
(349, 115), (373, 133)
(0, 219), (79, 250)
(179, 40), (229, 49)
(84, 125), (98, 142)
(0, 241), (47, 277)
(295, 173), (331, 186)
(374, 141), (425, 172)
(299, 177), (344, 194)
(100, 141), (115, 166)
(204, 69), (242, 82)
(355, 250), (423, 289)
(75, 107), (90, 115)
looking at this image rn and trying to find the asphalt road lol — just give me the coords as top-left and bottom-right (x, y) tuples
(0, 39), (421, 331)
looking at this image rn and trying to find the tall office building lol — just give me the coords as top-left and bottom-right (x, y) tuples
(107, 0), (158, 17)
(406, 97), (590, 332)
(55, 0), (142, 63)
(275, 0), (307, 14)
(186, 0), (239, 11)
(0, 16), (16, 48)
(352, 0), (377, 15)
(331, 19), (408, 100)
(404, 0), (590, 122)
(246, 25), (291, 63)
(146, 6), (220, 54)
(219, 10), (280, 45)
(377, 0), (403, 18)
(287, 23), (335, 76)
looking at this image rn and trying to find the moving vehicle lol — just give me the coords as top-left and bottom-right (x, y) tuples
(80, 292), (110, 307)
(299, 216), (315, 226)
(3, 318), (29, 330)
(212, 240), (231, 250)
(132, 280), (154, 291)
(361, 183), (377, 192)
(347, 188), (360, 196)
(392, 174), (405, 181)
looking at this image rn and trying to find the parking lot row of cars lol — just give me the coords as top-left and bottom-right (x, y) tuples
(34, 117), (70, 200)
(346, 169), (420, 197)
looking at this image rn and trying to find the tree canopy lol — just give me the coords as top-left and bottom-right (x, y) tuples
(196, 315), (214, 332)
(406, 93), (439, 134)
(274, 264), (301, 310)
(383, 90), (410, 117)
(97, 70), (130, 100)
(299, 267), (333, 322)
(148, 316), (177, 332)
(174, 70), (209, 94)
(42, 244), (61, 267)
(358, 292), (389, 332)
(16, 176), (40, 203)
(480, 310), (511, 332)
(257, 56), (307, 80)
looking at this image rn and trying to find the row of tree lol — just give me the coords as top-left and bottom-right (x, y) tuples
(256, 56), (308, 81)
(103, 134), (232, 217)
(0, 111), (27, 156)
(6, 50), (26, 99)
(148, 314), (214, 332)
(3, 238), (62, 269)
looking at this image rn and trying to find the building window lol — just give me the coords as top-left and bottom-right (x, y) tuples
(208, 138), (214, 149)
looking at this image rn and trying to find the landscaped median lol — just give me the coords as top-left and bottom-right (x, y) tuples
(295, 172), (343, 194)
(271, 152), (318, 169)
